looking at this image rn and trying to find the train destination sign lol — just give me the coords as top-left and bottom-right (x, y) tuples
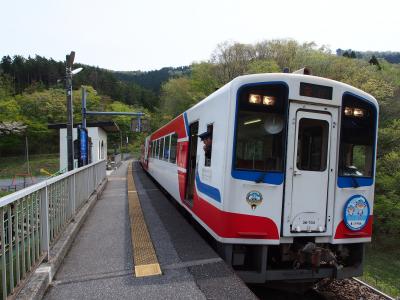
(300, 82), (333, 100)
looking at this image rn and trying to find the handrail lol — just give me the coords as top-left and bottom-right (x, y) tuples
(0, 160), (106, 207)
(0, 159), (107, 299)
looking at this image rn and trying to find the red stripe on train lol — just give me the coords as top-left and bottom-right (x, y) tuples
(334, 216), (373, 239)
(191, 188), (279, 240)
(151, 114), (187, 140)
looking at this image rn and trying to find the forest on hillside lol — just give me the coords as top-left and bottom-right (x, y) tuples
(1, 40), (400, 241)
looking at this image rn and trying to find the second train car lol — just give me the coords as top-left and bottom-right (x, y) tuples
(141, 69), (378, 283)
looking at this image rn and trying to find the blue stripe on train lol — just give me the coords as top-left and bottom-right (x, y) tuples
(232, 170), (284, 185)
(183, 112), (190, 137)
(337, 176), (373, 188)
(195, 171), (221, 203)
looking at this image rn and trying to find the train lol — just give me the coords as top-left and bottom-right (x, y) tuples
(140, 69), (378, 284)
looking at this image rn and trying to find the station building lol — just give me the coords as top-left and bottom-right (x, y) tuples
(48, 121), (119, 171)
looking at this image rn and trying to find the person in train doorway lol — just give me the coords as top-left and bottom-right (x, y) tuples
(198, 129), (212, 166)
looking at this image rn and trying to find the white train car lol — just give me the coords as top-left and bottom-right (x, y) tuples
(141, 69), (378, 283)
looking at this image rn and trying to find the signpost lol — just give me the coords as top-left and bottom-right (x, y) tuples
(79, 127), (88, 166)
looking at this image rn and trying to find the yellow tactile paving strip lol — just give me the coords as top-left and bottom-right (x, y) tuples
(127, 163), (162, 277)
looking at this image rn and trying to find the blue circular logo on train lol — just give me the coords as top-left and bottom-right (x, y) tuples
(343, 195), (370, 231)
(246, 190), (263, 210)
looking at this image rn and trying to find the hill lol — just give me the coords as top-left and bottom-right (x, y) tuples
(114, 66), (191, 93)
(0, 55), (165, 111)
(336, 49), (400, 64)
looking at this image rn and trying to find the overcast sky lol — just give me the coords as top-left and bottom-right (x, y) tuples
(1, 0), (399, 71)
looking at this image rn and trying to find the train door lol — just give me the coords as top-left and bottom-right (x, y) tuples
(144, 137), (150, 167)
(185, 121), (199, 205)
(283, 103), (336, 235)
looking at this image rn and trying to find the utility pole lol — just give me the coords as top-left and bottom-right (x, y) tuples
(66, 51), (75, 171)
(65, 52), (83, 171)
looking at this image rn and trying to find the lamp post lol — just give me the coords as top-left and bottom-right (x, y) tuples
(65, 51), (83, 171)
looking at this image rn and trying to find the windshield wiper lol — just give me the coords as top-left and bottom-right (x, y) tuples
(349, 175), (360, 188)
(255, 172), (268, 183)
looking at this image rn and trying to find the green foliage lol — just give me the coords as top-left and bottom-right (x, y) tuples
(190, 63), (221, 96)
(14, 89), (66, 123)
(114, 66), (191, 93)
(0, 98), (22, 120)
(0, 74), (13, 98)
(378, 120), (400, 157)
(362, 239), (400, 297)
(247, 59), (281, 74)
(0, 55), (161, 111)
(0, 191), (12, 198)
(211, 41), (256, 82)
(0, 153), (59, 178)
(337, 48), (400, 64)
(161, 77), (199, 117)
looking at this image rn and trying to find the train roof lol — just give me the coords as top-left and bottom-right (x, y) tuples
(151, 73), (379, 138)
(188, 73), (379, 113)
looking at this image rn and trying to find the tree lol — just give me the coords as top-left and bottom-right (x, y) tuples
(211, 41), (256, 82)
(247, 59), (281, 74)
(0, 74), (13, 98)
(160, 77), (198, 117)
(190, 62), (221, 97)
(369, 55), (381, 70)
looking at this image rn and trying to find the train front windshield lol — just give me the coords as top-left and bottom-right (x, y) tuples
(234, 84), (288, 172)
(339, 94), (377, 178)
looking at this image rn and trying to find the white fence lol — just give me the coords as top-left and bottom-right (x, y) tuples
(0, 160), (106, 299)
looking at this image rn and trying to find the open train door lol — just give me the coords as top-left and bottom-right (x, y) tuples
(185, 121), (199, 205)
(283, 102), (338, 236)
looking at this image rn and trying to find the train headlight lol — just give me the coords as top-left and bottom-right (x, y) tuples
(344, 107), (353, 116)
(353, 108), (365, 117)
(249, 94), (261, 104)
(262, 96), (275, 106)
(344, 106), (365, 117)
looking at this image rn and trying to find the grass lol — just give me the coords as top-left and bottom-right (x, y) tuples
(360, 236), (400, 298)
(0, 190), (12, 197)
(0, 153), (59, 179)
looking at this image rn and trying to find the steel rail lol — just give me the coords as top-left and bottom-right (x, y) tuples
(352, 277), (395, 300)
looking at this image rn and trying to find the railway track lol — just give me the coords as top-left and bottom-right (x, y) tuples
(250, 277), (395, 300)
(315, 278), (395, 300)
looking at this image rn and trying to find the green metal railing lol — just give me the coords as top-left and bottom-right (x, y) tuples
(0, 160), (106, 299)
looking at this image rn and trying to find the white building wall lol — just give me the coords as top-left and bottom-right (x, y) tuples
(59, 127), (108, 171)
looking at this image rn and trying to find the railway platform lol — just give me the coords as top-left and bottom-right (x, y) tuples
(43, 160), (256, 299)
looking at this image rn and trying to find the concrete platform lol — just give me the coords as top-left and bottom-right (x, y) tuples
(44, 161), (256, 299)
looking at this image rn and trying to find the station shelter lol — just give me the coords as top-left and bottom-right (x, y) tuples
(48, 121), (120, 171)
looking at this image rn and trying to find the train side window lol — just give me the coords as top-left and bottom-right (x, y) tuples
(205, 124), (213, 166)
(155, 139), (160, 159)
(159, 138), (165, 160)
(164, 135), (170, 161)
(170, 134), (178, 164)
(151, 141), (154, 158)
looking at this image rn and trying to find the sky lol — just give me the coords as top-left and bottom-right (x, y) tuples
(1, 0), (400, 71)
